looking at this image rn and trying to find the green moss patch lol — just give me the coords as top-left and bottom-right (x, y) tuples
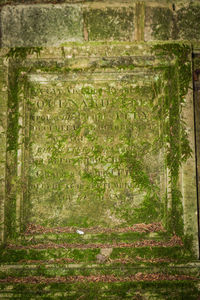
(177, 4), (200, 40)
(147, 7), (174, 40)
(84, 7), (134, 41)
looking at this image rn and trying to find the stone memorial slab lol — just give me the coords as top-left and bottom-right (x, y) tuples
(1, 42), (198, 255)
(25, 74), (163, 228)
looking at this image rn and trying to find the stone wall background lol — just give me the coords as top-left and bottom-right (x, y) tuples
(0, 1), (200, 46)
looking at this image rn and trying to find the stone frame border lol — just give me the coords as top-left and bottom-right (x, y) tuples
(0, 41), (199, 257)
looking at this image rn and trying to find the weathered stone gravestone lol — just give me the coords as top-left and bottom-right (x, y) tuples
(0, 42), (199, 298)
(16, 48), (165, 229)
(2, 42), (197, 241)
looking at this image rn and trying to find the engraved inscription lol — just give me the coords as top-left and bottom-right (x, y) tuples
(27, 81), (163, 227)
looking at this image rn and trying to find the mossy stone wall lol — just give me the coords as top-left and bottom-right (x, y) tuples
(0, 1), (200, 46)
(0, 1), (199, 254)
(0, 1), (199, 298)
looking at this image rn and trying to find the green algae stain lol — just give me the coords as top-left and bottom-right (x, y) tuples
(6, 48), (42, 60)
(177, 4), (200, 40)
(4, 47), (43, 240)
(25, 78), (166, 229)
(152, 43), (192, 237)
(5, 61), (20, 239)
(84, 7), (134, 41)
(150, 7), (174, 40)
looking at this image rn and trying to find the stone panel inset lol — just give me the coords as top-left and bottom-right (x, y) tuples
(84, 6), (134, 41)
(24, 74), (163, 228)
(145, 6), (174, 41)
(1, 4), (83, 47)
(176, 3), (200, 41)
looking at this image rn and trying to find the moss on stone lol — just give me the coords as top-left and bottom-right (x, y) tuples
(84, 7), (134, 41)
(1, 43), (197, 293)
(149, 7), (174, 40)
(177, 4), (200, 40)
(19, 231), (161, 245)
(4, 61), (19, 240)
(152, 43), (192, 238)
(1, 5), (83, 47)
(0, 280), (199, 299)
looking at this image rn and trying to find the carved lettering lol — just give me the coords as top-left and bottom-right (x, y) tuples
(28, 81), (153, 226)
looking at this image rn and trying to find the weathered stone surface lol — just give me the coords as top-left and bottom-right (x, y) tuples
(0, 2), (200, 46)
(23, 67), (162, 228)
(84, 6), (134, 41)
(181, 88), (199, 255)
(0, 0), (196, 5)
(0, 51), (8, 244)
(135, 2), (145, 41)
(1, 4), (83, 47)
(0, 0), (199, 295)
(0, 43), (196, 255)
(176, 3), (200, 41)
(0, 274), (199, 299)
(194, 51), (200, 256)
(145, 6), (174, 41)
